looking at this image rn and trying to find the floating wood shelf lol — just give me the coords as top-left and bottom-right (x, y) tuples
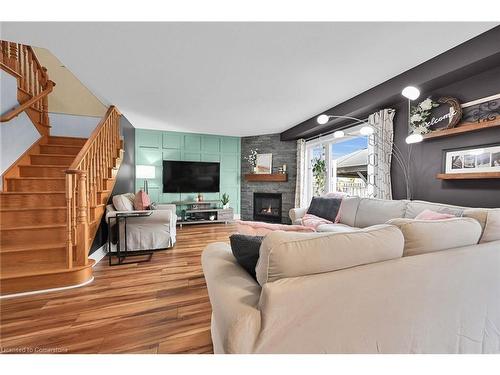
(436, 172), (500, 180)
(423, 117), (500, 140)
(244, 173), (288, 182)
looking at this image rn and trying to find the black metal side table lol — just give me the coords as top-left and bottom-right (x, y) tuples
(107, 210), (154, 266)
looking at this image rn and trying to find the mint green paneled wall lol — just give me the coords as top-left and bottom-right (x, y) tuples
(135, 129), (241, 214)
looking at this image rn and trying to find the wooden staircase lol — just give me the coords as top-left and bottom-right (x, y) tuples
(1, 40), (123, 295)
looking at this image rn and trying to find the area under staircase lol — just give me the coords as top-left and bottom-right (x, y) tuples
(1, 41), (123, 295)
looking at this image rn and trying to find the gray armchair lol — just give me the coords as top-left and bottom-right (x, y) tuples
(106, 200), (177, 252)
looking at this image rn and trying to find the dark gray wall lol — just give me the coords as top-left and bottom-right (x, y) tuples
(391, 65), (500, 208)
(241, 134), (297, 224)
(90, 115), (135, 254)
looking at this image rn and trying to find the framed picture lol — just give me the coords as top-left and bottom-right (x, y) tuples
(255, 153), (272, 174)
(443, 143), (500, 174)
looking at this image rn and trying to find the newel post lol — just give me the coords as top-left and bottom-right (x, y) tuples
(75, 170), (90, 266)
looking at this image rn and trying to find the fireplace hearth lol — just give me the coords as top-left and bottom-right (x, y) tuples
(253, 193), (282, 223)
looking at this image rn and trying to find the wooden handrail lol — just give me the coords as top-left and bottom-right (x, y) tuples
(1, 40), (53, 136)
(65, 106), (121, 267)
(69, 106), (120, 170)
(1, 80), (54, 122)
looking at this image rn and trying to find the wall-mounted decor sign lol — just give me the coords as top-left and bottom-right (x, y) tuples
(443, 143), (500, 175)
(410, 97), (462, 136)
(460, 93), (500, 125)
(255, 153), (273, 174)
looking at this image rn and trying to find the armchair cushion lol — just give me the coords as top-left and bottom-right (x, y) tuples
(112, 193), (135, 211)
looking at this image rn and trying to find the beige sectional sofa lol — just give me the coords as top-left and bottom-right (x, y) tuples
(202, 198), (500, 354)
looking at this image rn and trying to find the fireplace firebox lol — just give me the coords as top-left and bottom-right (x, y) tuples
(253, 193), (282, 223)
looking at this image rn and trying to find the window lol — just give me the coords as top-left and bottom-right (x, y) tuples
(305, 124), (369, 201)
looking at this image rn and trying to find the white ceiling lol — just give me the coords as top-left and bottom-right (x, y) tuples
(1, 22), (497, 136)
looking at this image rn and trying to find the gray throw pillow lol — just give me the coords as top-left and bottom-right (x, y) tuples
(229, 234), (264, 280)
(307, 196), (343, 222)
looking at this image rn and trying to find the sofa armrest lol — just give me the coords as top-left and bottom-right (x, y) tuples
(202, 243), (261, 353)
(289, 207), (307, 224)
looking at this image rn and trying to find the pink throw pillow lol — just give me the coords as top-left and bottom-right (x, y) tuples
(235, 220), (315, 236)
(415, 209), (455, 220)
(302, 213), (333, 230)
(134, 190), (151, 210)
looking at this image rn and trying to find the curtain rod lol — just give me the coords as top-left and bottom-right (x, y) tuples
(304, 117), (369, 142)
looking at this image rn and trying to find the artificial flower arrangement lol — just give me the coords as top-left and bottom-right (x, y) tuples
(409, 97), (440, 135)
(244, 148), (258, 172)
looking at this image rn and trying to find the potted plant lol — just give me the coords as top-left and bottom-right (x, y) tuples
(244, 148), (258, 173)
(221, 193), (230, 209)
(312, 157), (326, 196)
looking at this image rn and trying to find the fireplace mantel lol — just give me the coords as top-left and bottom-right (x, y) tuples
(244, 173), (288, 182)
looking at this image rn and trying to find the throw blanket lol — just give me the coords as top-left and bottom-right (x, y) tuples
(301, 213), (333, 230)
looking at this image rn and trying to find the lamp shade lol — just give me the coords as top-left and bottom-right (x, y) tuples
(136, 165), (156, 179)
(401, 86), (420, 100)
(317, 114), (330, 125)
(405, 133), (423, 144)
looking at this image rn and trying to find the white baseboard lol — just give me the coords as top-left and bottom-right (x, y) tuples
(0, 277), (94, 299)
(89, 244), (107, 266)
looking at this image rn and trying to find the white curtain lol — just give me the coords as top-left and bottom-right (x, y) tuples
(367, 109), (396, 200)
(295, 139), (307, 207)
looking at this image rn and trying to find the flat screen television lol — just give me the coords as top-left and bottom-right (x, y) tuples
(162, 160), (220, 193)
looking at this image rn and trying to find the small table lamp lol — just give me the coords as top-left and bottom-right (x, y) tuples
(136, 165), (156, 194)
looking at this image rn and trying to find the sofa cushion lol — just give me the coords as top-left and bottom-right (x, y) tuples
(112, 193), (135, 211)
(480, 209), (500, 243)
(404, 200), (464, 219)
(386, 217), (482, 256)
(255, 224), (404, 285)
(338, 196), (361, 227)
(229, 234), (264, 280)
(307, 195), (343, 223)
(354, 198), (407, 228)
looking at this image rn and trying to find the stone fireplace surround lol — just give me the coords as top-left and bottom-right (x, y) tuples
(241, 133), (297, 224)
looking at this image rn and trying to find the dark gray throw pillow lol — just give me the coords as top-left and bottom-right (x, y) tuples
(307, 196), (343, 222)
(229, 234), (264, 280)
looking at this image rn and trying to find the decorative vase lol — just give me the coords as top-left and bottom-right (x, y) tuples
(223, 203), (229, 209)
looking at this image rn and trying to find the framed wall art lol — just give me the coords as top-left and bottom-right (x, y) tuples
(443, 143), (500, 175)
(255, 153), (272, 174)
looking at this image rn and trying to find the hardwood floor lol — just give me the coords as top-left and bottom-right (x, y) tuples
(0, 223), (237, 354)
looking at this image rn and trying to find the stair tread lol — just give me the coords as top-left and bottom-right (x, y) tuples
(32, 153), (75, 157)
(1, 242), (67, 253)
(41, 144), (82, 148)
(1, 260), (95, 280)
(0, 224), (66, 231)
(5, 177), (65, 180)
(0, 191), (65, 194)
(49, 136), (87, 140)
(19, 165), (68, 168)
(0, 206), (66, 212)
